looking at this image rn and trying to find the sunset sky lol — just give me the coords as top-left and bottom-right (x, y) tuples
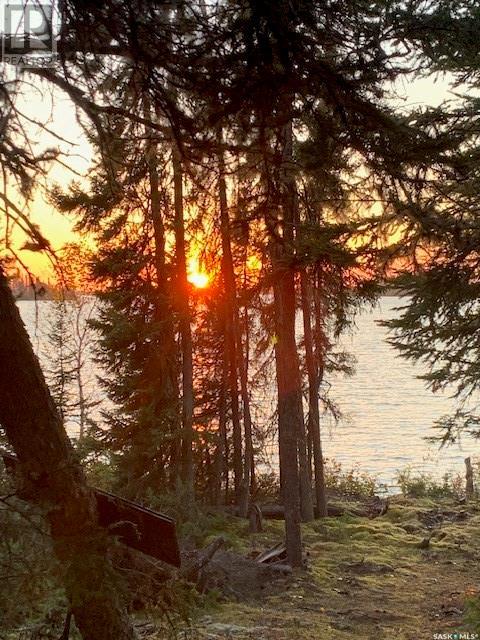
(7, 77), (91, 278)
(11, 72), (458, 281)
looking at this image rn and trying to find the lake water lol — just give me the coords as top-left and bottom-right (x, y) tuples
(323, 296), (479, 490)
(18, 297), (479, 491)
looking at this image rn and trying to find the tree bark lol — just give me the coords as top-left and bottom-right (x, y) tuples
(241, 304), (256, 495)
(269, 119), (309, 567)
(237, 257), (255, 511)
(166, 3), (195, 498)
(0, 267), (134, 640)
(272, 270), (303, 567)
(214, 342), (228, 506)
(279, 119), (314, 524)
(300, 270), (328, 517)
(465, 456), (474, 499)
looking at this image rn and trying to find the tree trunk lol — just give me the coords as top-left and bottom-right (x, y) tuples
(269, 119), (309, 567)
(297, 393), (314, 522)
(172, 143), (195, 500)
(238, 327), (254, 516)
(280, 119), (314, 524)
(238, 249), (255, 509)
(214, 343), (228, 506)
(300, 270), (328, 517)
(218, 144), (255, 514)
(144, 97), (181, 486)
(242, 303), (256, 495)
(465, 457), (474, 499)
(0, 267), (134, 640)
(272, 271), (303, 567)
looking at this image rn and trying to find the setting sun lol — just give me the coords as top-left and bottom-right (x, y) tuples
(187, 256), (210, 289)
(188, 271), (210, 289)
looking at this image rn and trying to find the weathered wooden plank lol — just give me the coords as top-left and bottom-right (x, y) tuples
(255, 542), (287, 565)
(95, 488), (180, 567)
(1, 452), (181, 567)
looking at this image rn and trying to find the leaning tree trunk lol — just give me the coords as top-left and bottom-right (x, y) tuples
(0, 267), (134, 640)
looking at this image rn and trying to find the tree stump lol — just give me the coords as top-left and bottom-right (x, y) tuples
(248, 503), (263, 533)
(465, 457), (474, 499)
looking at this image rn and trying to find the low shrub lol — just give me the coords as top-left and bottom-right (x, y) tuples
(396, 467), (464, 499)
(324, 458), (378, 497)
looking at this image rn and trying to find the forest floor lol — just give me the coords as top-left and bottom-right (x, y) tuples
(164, 495), (480, 640)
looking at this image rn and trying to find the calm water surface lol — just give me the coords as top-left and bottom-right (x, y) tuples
(324, 296), (479, 489)
(18, 297), (479, 490)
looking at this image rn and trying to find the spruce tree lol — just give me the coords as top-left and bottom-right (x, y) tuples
(380, 1), (480, 442)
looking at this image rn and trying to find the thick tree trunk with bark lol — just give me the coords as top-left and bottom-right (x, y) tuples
(300, 270), (328, 517)
(272, 272), (303, 567)
(269, 119), (310, 566)
(0, 267), (134, 640)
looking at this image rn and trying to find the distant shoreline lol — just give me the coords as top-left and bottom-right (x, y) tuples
(14, 289), (406, 301)
(12, 286), (90, 301)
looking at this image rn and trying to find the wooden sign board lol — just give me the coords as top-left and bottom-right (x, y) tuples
(1, 452), (181, 568)
(95, 488), (180, 567)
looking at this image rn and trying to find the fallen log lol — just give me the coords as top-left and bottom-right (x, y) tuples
(258, 498), (388, 520)
(257, 504), (342, 519)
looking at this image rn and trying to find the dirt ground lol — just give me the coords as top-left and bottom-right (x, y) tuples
(177, 497), (480, 640)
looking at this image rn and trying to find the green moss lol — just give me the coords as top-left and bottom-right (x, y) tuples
(181, 496), (480, 639)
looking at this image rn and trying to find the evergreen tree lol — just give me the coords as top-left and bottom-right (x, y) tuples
(38, 0), (465, 566)
(188, 0), (438, 562)
(380, 1), (480, 442)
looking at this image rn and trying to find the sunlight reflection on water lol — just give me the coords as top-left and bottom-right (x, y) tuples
(19, 297), (480, 490)
(323, 296), (479, 489)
